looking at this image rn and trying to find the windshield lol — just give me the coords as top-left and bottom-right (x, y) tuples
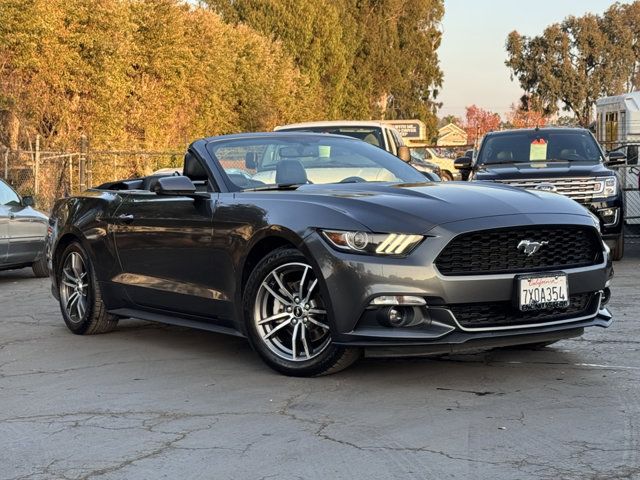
(206, 135), (426, 190)
(0, 179), (21, 206)
(477, 130), (603, 165)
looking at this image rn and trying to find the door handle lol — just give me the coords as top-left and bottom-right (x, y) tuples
(8, 213), (15, 220)
(117, 214), (135, 223)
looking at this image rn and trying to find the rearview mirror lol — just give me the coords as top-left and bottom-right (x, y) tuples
(454, 157), (472, 169)
(606, 150), (627, 166)
(397, 146), (411, 162)
(22, 195), (35, 208)
(154, 176), (197, 196)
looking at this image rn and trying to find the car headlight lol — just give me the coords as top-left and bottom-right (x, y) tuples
(596, 176), (617, 198)
(320, 230), (424, 256)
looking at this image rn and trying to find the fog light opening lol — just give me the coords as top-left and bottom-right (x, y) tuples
(377, 306), (430, 328)
(598, 207), (619, 226)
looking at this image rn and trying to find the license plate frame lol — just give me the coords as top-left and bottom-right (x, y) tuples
(516, 273), (569, 312)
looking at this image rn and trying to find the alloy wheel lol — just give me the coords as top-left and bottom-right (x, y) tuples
(254, 262), (331, 361)
(60, 252), (89, 323)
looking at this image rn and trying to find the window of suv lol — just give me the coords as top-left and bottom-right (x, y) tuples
(477, 130), (603, 165)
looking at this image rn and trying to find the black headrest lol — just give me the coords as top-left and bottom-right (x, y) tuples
(245, 152), (258, 169)
(183, 152), (208, 181)
(275, 160), (308, 185)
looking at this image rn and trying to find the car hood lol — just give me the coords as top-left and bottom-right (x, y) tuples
(475, 161), (613, 181)
(286, 181), (589, 234)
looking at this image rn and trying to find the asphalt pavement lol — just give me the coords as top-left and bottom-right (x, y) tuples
(1, 248), (639, 479)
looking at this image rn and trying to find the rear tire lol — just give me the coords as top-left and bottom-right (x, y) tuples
(32, 256), (48, 278)
(243, 247), (361, 376)
(611, 231), (624, 261)
(56, 242), (118, 335)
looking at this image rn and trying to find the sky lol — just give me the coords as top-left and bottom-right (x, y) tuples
(438, 0), (628, 120)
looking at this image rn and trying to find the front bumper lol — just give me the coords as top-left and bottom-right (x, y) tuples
(304, 213), (612, 349)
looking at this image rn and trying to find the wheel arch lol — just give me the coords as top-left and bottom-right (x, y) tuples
(51, 228), (89, 276)
(234, 227), (320, 335)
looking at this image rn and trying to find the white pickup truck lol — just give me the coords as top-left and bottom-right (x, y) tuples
(275, 121), (441, 180)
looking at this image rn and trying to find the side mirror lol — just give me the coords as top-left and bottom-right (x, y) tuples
(606, 150), (627, 166)
(154, 176), (197, 196)
(245, 152), (257, 169)
(397, 145), (411, 162)
(454, 157), (472, 169)
(22, 195), (35, 208)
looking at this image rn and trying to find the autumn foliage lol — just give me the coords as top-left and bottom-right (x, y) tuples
(507, 104), (549, 129)
(0, 0), (445, 151)
(463, 105), (501, 145)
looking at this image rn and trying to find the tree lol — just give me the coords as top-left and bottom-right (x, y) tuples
(463, 105), (500, 145)
(505, 9), (630, 127)
(438, 115), (461, 128)
(0, 0), (322, 150)
(600, 1), (640, 92)
(205, 0), (444, 137)
(506, 103), (548, 129)
(206, 0), (359, 118)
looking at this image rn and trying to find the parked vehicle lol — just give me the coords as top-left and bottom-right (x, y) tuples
(455, 127), (625, 260)
(274, 121), (441, 180)
(0, 178), (48, 277)
(410, 147), (459, 181)
(47, 132), (613, 376)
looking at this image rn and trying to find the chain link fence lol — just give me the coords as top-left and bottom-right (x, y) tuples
(1, 139), (186, 212)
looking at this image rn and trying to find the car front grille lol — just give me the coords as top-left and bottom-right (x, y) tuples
(435, 226), (602, 276)
(449, 292), (598, 330)
(495, 177), (603, 201)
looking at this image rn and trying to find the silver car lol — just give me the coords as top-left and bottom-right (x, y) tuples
(0, 178), (48, 277)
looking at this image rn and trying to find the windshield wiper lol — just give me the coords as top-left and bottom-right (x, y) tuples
(243, 183), (305, 192)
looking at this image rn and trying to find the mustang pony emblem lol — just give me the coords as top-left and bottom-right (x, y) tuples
(517, 239), (549, 256)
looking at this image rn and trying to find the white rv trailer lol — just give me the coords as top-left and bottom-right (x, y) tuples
(596, 91), (640, 150)
(596, 92), (640, 224)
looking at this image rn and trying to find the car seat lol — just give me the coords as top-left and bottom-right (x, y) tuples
(275, 160), (308, 185)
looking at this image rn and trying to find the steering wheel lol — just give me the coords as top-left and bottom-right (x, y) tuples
(340, 176), (366, 183)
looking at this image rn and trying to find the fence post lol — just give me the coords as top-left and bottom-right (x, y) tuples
(34, 135), (40, 196)
(79, 134), (88, 191)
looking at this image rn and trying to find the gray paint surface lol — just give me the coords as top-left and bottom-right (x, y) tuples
(1, 250), (639, 479)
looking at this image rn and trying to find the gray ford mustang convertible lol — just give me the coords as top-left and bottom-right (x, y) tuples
(46, 132), (613, 376)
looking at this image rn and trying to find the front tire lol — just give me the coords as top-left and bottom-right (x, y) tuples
(57, 242), (118, 335)
(243, 247), (361, 376)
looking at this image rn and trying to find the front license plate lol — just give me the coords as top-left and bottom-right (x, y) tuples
(517, 273), (569, 311)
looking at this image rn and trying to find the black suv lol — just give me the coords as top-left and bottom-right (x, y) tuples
(455, 127), (626, 259)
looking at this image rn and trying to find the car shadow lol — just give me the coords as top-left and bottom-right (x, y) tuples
(0, 267), (40, 283)
(104, 317), (588, 386)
